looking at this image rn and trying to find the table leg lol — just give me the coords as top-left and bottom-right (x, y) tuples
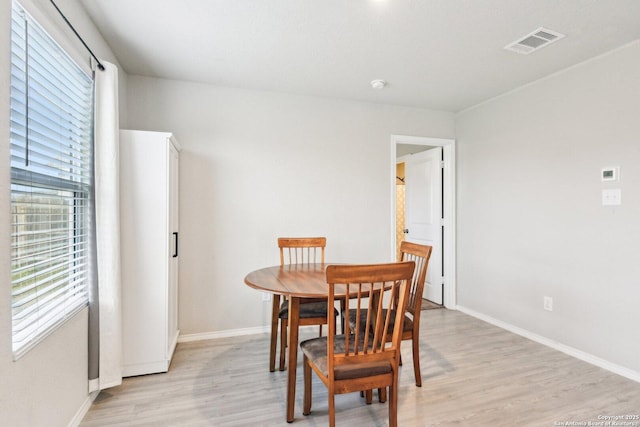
(286, 296), (300, 423)
(269, 294), (281, 372)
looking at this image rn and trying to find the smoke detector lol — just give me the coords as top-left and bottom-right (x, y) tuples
(370, 79), (386, 89)
(504, 27), (565, 55)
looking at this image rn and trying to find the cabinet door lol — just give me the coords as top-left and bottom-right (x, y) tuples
(121, 131), (168, 374)
(167, 140), (180, 357)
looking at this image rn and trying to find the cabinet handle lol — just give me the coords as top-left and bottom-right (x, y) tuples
(173, 232), (179, 258)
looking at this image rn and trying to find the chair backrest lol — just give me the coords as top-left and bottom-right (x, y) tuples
(325, 261), (415, 377)
(278, 237), (326, 266)
(397, 241), (432, 317)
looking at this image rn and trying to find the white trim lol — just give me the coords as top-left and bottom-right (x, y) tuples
(391, 135), (456, 308)
(168, 329), (179, 360)
(68, 395), (94, 427)
(178, 325), (269, 343)
(457, 305), (640, 384)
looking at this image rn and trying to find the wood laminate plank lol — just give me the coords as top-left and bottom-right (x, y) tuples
(81, 310), (640, 426)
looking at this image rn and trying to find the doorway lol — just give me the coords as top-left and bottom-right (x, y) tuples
(390, 135), (456, 308)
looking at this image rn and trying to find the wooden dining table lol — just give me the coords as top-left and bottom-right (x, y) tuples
(244, 262), (336, 423)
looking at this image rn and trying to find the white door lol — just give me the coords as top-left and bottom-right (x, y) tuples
(403, 147), (442, 303)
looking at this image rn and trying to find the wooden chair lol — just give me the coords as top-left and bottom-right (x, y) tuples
(269, 237), (335, 372)
(300, 261), (415, 427)
(349, 240), (432, 387)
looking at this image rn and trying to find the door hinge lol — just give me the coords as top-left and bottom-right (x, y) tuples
(440, 160), (445, 168)
(440, 218), (445, 226)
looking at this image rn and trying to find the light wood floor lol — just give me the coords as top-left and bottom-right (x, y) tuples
(80, 309), (640, 426)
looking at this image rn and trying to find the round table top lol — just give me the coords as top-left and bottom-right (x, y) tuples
(244, 263), (330, 298)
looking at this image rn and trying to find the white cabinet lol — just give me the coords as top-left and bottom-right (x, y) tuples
(120, 130), (180, 377)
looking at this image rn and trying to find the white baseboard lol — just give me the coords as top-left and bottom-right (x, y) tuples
(68, 395), (94, 427)
(178, 325), (269, 343)
(456, 305), (640, 384)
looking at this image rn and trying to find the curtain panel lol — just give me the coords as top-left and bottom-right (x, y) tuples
(89, 61), (123, 392)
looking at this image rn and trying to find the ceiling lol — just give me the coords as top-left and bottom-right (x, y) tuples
(79, 0), (640, 112)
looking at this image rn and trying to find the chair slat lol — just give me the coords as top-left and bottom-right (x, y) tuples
(270, 237), (329, 372)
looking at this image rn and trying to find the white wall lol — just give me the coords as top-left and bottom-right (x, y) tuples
(125, 76), (455, 335)
(455, 41), (640, 375)
(0, 0), (127, 425)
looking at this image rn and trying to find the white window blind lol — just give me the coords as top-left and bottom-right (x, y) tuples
(10, 1), (94, 357)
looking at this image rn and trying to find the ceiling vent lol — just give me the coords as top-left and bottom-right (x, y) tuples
(504, 27), (565, 55)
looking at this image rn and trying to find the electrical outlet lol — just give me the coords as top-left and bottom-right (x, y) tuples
(262, 292), (271, 302)
(543, 296), (553, 312)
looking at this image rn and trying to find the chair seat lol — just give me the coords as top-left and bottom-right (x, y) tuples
(348, 309), (413, 333)
(279, 301), (339, 319)
(300, 335), (392, 380)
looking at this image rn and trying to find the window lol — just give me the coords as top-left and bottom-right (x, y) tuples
(10, 1), (94, 357)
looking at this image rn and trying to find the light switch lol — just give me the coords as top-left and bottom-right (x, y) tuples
(602, 188), (622, 206)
